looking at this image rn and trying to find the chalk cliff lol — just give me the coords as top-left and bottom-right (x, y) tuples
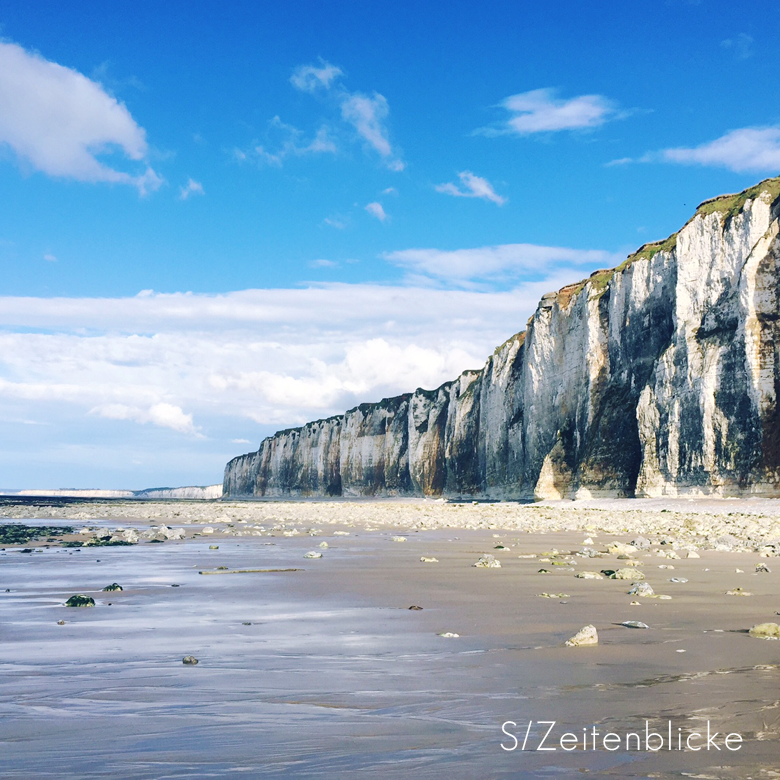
(224, 178), (780, 499)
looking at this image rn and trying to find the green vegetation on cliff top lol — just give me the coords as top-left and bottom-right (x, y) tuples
(555, 176), (780, 309)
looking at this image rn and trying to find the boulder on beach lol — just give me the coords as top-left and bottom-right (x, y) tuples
(182, 655), (199, 665)
(748, 623), (780, 640)
(473, 554), (501, 568)
(610, 568), (644, 580)
(102, 583), (123, 592)
(65, 594), (95, 608)
(565, 625), (598, 647)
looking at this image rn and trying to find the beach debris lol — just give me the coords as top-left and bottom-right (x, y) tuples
(102, 583), (123, 592)
(318, 541), (329, 548)
(303, 551), (322, 559)
(538, 592), (570, 599)
(621, 620), (649, 629)
(408, 605), (423, 610)
(391, 536), (407, 542)
(420, 556), (439, 563)
(473, 554), (501, 568)
(199, 568), (302, 575)
(756, 563), (771, 573)
(669, 577), (688, 583)
(565, 625), (598, 647)
(57, 620), (65, 625)
(576, 571), (603, 579)
(609, 568), (644, 580)
(438, 632), (459, 638)
(726, 587), (752, 596)
(629, 582), (654, 597)
(65, 594), (95, 608)
(182, 655), (199, 665)
(748, 623), (780, 640)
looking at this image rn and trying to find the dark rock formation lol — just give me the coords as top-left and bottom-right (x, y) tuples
(224, 178), (780, 499)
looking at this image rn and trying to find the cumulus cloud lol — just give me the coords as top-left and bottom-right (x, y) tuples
(0, 40), (162, 193)
(365, 201), (387, 221)
(478, 88), (620, 136)
(290, 60), (343, 92)
(385, 243), (624, 286)
(179, 178), (204, 200)
(238, 117), (337, 167)
(435, 171), (506, 205)
(658, 126), (780, 173)
(286, 59), (404, 170)
(91, 402), (198, 435)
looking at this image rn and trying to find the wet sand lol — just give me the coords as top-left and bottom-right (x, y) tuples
(1, 498), (779, 778)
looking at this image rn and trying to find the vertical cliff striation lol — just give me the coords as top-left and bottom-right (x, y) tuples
(224, 178), (780, 499)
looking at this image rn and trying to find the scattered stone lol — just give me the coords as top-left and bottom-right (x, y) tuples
(333, 531), (350, 536)
(726, 587), (752, 596)
(610, 568), (644, 580)
(630, 537), (651, 551)
(686, 551), (700, 559)
(658, 564), (674, 569)
(537, 568), (550, 574)
(57, 620), (65, 625)
(182, 655), (199, 665)
(621, 620), (649, 629)
(408, 605), (423, 610)
(318, 541), (328, 548)
(517, 553), (537, 559)
(582, 537), (594, 545)
(209, 545), (219, 550)
(669, 577), (688, 583)
(242, 622), (252, 626)
(629, 582), (655, 597)
(391, 536), (407, 542)
(748, 623), (780, 640)
(576, 571), (603, 579)
(494, 544), (508, 549)
(473, 554), (501, 568)
(565, 625), (598, 647)
(420, 556), (438, 563)
(202, 527), (215, 534)
(303, 551), (322, 559)
(438, 632), (459, 638)
(538, 592), (569, 599)
(657, 549), (680, 560)
(630, 600), (641, 606)
(756, 563), (771, 573)
(65, 594), (95, 608)
(102, 583), (123, 592)
(608, 542), (636, 557)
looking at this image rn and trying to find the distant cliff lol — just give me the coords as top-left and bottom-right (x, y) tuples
(224, 178), (780, 499)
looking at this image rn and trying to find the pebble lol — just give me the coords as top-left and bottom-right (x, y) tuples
(669, 577), (688, 583)
(576, 571), (603, 579)
(621, 620), (649, 629)
(408, 605), (423, 610)
(303, 551), (322, 559)
(538, 592), (569, 599)
(57, 620), (65, 625)
(565, 625), (598, 647)
(420, 556), (438, 563)
(629, 582), (654, 597)
(102, 583), (123, 592)
(209, 545), (219, 550)
(391, 536), (407, 543)
(756, 563), (771, 573)
(182, 655), (199, 665)
(318, 541), (328, 548)
(726, 587), (752, 596)
(438, 632), (459, 638)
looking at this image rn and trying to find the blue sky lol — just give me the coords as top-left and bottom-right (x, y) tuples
(1, 0), (779, 488)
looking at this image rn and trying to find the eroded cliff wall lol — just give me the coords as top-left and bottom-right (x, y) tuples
(224, 178), (780, 499)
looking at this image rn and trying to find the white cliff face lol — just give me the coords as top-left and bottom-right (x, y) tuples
(224, 179), (780, 500)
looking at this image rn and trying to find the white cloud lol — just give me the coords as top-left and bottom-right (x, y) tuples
(385, 243), (623, 285)
(179, 178), (204, 200)
(0, 40), (162, 193)
(239, 117), (337, 167)
(309, 258), (339, 268)
(340, 92), (404, 170)
(231, 438), (251, 444)
(91, 402), (198, 435)
(435, 171), (506, 205)
(290, 60), (343, 93)
(382, 186), (398, 196)
(658, 126), (780, 173)
(721, 33), (754, 60)
(43, 253), (57, 262)
(365, 201), (387, 221)
(479, 88), (619, 136)
(323, 216), (347, 229)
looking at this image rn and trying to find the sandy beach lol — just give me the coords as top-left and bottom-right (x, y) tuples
(1, 498), (779, 778)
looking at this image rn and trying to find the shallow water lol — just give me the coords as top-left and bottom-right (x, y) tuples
(1, 524), (778, 778)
